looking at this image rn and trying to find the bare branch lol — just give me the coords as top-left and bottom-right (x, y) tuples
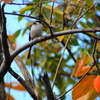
(42, 72), (56, 100)
(4, 12), (53, 34)
(7, 39), (34, 86)
(52, 34), (71, 89)
(9, 68), (41, 100)
(50, 2), (55, 25)
(11, 27), (100, 61)
(9, 1), (52, 5)
(1, 4), (11, 61)
(0, 28), (100, 81)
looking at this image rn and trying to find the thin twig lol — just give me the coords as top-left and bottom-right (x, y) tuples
(29, 4), (40, 16)
(9, 1), (52, 5)
(71, 3), (96, 29)
(52, 34), (71, 89)
(39, 2), (43, 19)
(50, 2), (55, 25)
(70, 7), (83, 29)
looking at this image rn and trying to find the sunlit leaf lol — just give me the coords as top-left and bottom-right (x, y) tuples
(71, 56), (95, 77)
(58, 36), (64, 42)
(19, 6), (34, 12)
(72, 75), (96, 99)
(6, 93), (15, 100)
(76, 88), (98, 100)
(5, 82), (26, 91)
(94, 76), (100, 94)
(71, 57), (88, 77)
(85, 0), (93, 7)
(13, 30), (21, 38)
(75, 66), (96, 77)
(80, 21), (89, 28)
(8, 35), (17, 49)
(8, 35), (15, 43)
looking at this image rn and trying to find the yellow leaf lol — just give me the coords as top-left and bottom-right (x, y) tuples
(19, 6), (33, 12)
(58, 36), (64, 42)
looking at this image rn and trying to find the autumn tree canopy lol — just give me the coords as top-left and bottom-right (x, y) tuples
(0, 0), (100, 100)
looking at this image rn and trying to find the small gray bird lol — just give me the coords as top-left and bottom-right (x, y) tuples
(27, 21), (43, 59)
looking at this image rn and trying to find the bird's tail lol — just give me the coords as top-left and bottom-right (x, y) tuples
(27, 47), (32, 59)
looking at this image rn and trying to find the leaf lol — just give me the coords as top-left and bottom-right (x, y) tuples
(72, 75), (96, 100)
(76, 66), (96, 77)
(85, 0), (93, 7)
(19, 6), (33, 12)
(43, 5), (63, 22)
(71, 57), (95, 77)
(8, 35), (17, 49)
(13, 30), (21, 38)
(8, 35), (15, 43)
(39, 54), (47, 67)
(6, 93), (15, 100)
(76, 88), (98, 100)
(97, 41), (100, 53)
(51, 43), (62, 53)
(94, 76), (100, 94)
(80, 21), (89, 28)
(5, 82), (26, 91)
(58, 36), (64, 42)
(0, 0), (13, 4)
(71, 57), (88, 77)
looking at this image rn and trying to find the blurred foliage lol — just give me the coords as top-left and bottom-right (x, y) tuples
(11, 0), (100, 99)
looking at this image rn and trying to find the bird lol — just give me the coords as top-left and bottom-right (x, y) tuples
(27, 20), (43, 59)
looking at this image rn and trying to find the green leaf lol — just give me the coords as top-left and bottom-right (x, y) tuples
(80, 21), (89, 28)
(22, 28), (27, 36)
(85, 0), (93, 7)
(13, 30), (21, 38)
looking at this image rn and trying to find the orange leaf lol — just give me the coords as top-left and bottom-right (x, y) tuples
(71, 57), (88, 77)
(8, 35), (17, 49)
(5, 82), (26, 91)
(94, 76), (100, 94)
(72, 75), (96, 100)
(76, 88), (98, 100)
(75, 66), (96, 77)
(8, 35), (15, 43)
(0, 0), (13, 4)
(6, 93), (15, 100)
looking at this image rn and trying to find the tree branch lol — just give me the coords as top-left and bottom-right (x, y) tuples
(42, 72), (56, 100)
(11, 27), (100, 61)
(0, 28), (100, 81)
(9, 68), (41, 100)
(7, 39), (34, 86)
(1, 4), (11, 61)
